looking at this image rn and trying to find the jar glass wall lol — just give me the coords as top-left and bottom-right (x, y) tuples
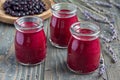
(67, 21), (101, 74)
(49, 3), (78, 48)
(14, 16), (47, 66)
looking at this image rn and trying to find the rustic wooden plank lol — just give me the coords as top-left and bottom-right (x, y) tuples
(0, 23), (17, 80)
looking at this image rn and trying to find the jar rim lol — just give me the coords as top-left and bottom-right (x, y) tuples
(51, 2), (77, 14)
(70, 21), (100, 37)
(14, 16), (43, 32)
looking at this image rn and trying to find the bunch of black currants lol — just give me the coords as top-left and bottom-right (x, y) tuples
(3, 0), (46, 17)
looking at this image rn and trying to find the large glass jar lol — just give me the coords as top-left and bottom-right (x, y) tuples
(14, 16), (46, 65)
(67, 22), (101, 74)
(50, 3), (78, 48)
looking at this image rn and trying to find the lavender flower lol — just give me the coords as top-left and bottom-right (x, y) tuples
(100, 24), (118, 43)
(100, 35), (111, 43)
(84, 0), (112, 8)
(109, 24), (118, 41)
(82, 10), (110, 24)
(98, 55), (106, 80)
(105, 43), (118, 63)
(95, 1), (112, 8)
(82, 10), (90, 20)
(99, 58), (105, 76)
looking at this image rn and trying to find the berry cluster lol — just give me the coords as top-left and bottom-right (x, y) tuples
(3, 0), (46, 17)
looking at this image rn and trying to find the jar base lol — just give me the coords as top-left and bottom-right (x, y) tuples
(17, 59), (45, 66)
(49, 39), (67, 48)
(67, 64), (98, 74)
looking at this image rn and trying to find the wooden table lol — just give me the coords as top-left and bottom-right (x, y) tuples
(0, 0), (120, 80)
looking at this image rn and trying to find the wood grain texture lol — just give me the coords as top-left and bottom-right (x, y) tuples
(0, 0), (54, 24)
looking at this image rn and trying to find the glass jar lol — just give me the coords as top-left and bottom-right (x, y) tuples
(14, 16), (46, 66)
(67, 22), (101, 74)
(49, 3), (78, 48)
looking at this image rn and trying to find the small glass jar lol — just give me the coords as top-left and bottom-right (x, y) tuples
(49, 3), (78, 48)
(67, 22), (101, 74)
(14, 16), (46, 66)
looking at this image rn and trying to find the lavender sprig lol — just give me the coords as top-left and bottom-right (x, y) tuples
(81, 10), (110, 24)
(100, 35), (111, 43)
(98, 54), (106, 80)
(96, 7), (114, 16)
(94, 1), (112, 8)
(90, 15), (109, 24)
(105, 43), (118, 63)
(82, 0), (112, 8)
(81, 10), (90, 20)
(80, 0), (113, 15)
(98, 54), (105, 76)
(100, 29), (118, 63)
(109, 24), (119, 41)
(82, 10), (115, 25)
(112, 2), (120, 9)
(100, 25), (118, 43)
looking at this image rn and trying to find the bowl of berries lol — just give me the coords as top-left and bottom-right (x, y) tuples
(0, 0), (54, 24)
